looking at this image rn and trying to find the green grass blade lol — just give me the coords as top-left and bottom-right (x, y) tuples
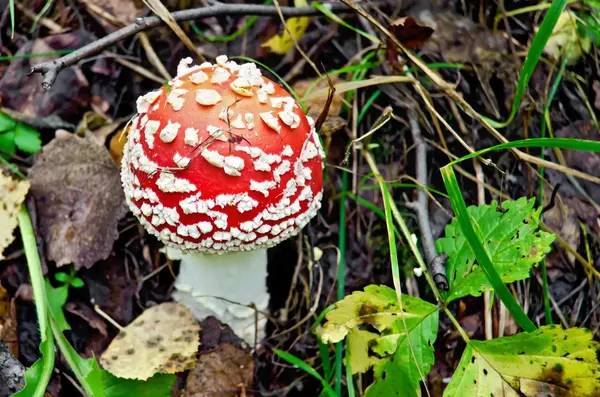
(448, 138), (600, 166)
(345, 339), (355, 397)
(312, 2), (380, 43)
(9, 0), (14, 39)
(30, 0), (53, 33)
(357, 89), (381, 125)
(484, 0), (568, 128)
(537, 46), (569, 325)
(15, 205), (55, 396)
(440, 166), (537, 332)
(335, 170), (349, 395)
(274, 349), (339, 397)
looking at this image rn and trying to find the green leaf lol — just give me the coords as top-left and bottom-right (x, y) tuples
(11, 328), (55, 397)
(0, 131), (16, 155)
(320, 285), (438, 393)
(54, 272), (69, 283)
(49, 314), (106, 397)
(436, 197), (555, 301)
(365, 361), (418, 397)
(102, 373), (176, 397)
(0, 112), (16, 132)
(45, 279), (71, 332)
(444, 325), (600, 396)
(70, 277), (85, 288)
(14, 123), (42, 153)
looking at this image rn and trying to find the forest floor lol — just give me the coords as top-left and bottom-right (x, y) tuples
(1, 0), (600, 396)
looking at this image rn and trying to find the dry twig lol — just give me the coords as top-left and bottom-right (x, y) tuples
(30, 1), (380, 89)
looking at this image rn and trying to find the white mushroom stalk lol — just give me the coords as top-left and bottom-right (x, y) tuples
(121, 56), (325, 343)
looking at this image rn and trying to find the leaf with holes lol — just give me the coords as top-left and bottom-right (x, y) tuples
(444, 325), (600, 396)
(320, 285), (438, 394)
(436, 197), (555, 301)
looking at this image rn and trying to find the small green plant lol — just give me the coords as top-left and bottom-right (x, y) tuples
(14, 207), (176, 397)
(0, 112), (42, 157)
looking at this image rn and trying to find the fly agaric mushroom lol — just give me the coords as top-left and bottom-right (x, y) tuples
(121, 55), (324, 342)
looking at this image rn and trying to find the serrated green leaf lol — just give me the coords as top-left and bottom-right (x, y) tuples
(436, 197), (555, 301)
(444, 325), (600, 396)
(11, 329), (55, 397)
(0, 131), (16, 155)
(321, 285), (438, 393)
(365, 361), (418, 397)
(102, 373), (176, 397)
(14, 123), (41, 153)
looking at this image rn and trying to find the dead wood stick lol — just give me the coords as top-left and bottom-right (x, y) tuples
(30, 1), (381, 89)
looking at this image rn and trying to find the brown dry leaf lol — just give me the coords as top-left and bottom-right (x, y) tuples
(542, 185), (580, 265)
(184, 343), (253, 397)
(0, 285), (18, 357)
(0, 173), (30, 259)
(82, 0), (144, 30)
(29, 133), (127, 269)
(389, 16), (434, 50)
(0, 32), (92, 123)
(100, 302), (200, 380)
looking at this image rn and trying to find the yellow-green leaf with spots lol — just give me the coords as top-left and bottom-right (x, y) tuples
(444, 325), (600, 397)
(320, 285), (438, 395)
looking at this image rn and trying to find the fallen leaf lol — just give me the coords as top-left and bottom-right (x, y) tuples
(262, 0), (311, 54)
(184, 343), (253, 397)
(389, 16), (434, 50)
(0, 285), (18, 357)
(0, 172), (30, 259)
(0, 32), (92, 123)
(82, 0), (144, 30)
(109, 125), (131, 167)
(543, 10), (591, 65)
(542, 185), (580, 265)
(65, 301), (108, 337)
(100, 302), (200, 380)
(29, 133), (127, 269)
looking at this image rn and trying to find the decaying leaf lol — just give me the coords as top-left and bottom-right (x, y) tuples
(0, 32), (92, 123)
(542, 185), (580, 265)
(262, 0), (311, 54)
(389, 16), (434, 50)
(320, 285), (438, 394)
(544, 10), (591, 65)
(0, 285), (18, 357)
(100, 302), (200, 380)
(444, 325), (600, 396)
(29, 133), (127, 269)
(184, 343), (253, 397)
(0, 172), (30, 259)
(436, 197), (556, 302)
(82, 0), (144, 30)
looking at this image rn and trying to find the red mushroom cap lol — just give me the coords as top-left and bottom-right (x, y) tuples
(121, 56), (324, 253)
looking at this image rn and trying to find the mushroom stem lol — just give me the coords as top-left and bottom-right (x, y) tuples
(167, 248), (269, 344)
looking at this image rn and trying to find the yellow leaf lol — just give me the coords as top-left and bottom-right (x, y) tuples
(262, 0), (311, 54)
(100, 302), (200, 380)
(0, 173), (29, 259)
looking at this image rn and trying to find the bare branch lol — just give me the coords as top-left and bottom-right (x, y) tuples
(30, 1), (379, 89)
